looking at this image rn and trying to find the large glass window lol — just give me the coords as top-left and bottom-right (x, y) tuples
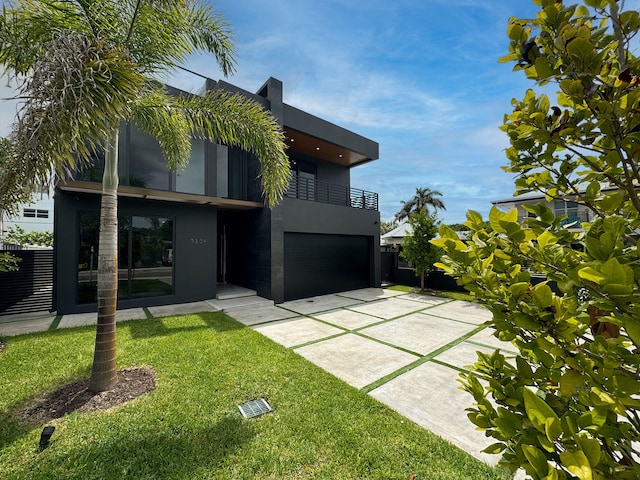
(176, 138), (205, 194)
(78, 212), (174, 304)
(128, 124), (170, 190)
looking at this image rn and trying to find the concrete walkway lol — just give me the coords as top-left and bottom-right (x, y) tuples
(0, 287), (517, 468)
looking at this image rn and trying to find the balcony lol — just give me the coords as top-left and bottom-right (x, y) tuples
(285, 176), (378, 211)
(520, 210), (591, 227)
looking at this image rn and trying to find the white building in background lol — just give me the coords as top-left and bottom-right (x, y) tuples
(0, 184), (55, 239)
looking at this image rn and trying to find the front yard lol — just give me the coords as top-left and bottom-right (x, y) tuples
(0, 311), (508, 479)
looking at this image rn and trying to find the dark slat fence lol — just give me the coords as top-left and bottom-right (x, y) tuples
(0, 250), (54, 315)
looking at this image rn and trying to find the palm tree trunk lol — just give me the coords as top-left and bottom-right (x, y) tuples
(89, 127), (120, 392)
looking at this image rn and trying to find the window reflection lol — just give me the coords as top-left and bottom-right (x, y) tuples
(130, 216), (173, 298)
(77, 212), (174, 304)
(128, 124), (170, 190)
(176, 138), (205, 194)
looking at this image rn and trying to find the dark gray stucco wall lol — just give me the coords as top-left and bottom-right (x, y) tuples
(55, 191), (217, 314)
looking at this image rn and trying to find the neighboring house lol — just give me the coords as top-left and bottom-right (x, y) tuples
(54, 77), (381, 314)
(381, 223), (412, 250)
(1, 184), (55, 242)
(492, 192), (593, 229)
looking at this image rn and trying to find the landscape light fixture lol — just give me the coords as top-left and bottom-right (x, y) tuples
(39, 426), (55, 448)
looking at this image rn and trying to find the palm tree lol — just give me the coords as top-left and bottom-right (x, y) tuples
(395, 187), (445, 223)
(0, 0), (291, 392)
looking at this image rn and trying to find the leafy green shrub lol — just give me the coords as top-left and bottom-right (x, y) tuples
(6, 226), (53, 247)
(433, 1), (640, 478)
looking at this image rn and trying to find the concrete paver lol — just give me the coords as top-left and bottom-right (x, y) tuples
(348, 296), (430, 320)
(59, 307), (147, 329)
(253, 317), (344, 347)
(426, 300), (493, 325)
(147, 301), (219, 318)
(359, 313), (480, 356)
(466, 327), (519, 352)
(394, 293), (449, 305)
(295, 333), (419, 389)
(225, 305), (297, 326)
(312, 308), (383, 330)
(279, 294), (364, 315)
(0, 316), (55, 336)
(433, 341), (499, 371)
(370, 361), (497, 466)
(337, 287), (406, 302)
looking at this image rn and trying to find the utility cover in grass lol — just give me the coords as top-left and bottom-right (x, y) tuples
(238, 398), (272, 419)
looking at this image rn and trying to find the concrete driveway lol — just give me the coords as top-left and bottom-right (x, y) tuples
(223, 287), (516, 466)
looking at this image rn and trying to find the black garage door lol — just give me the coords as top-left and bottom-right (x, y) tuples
(284, 233), (371, 301)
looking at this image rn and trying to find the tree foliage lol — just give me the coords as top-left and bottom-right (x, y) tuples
(400, 207), (441, 291)
(0, 252), (21, 272)
(433, 1), (640, 478)
(395, 186), (445, 223)
(6, 226), (53, 247)
(380, 220), (397, 236)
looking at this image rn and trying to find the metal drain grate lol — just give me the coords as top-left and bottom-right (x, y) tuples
(238, 398), (272, 419)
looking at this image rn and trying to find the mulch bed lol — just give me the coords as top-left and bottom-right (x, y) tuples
(14, 366), (156, 425)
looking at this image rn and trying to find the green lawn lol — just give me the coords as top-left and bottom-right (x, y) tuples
(0, 312), (508, 479)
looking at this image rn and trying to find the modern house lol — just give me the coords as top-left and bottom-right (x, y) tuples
(492, 192), (593, 229)
(53, 77), (381, 315)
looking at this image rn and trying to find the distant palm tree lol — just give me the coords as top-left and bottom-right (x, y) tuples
(0, 0), (291, 392)
(395, 187), (445, 223)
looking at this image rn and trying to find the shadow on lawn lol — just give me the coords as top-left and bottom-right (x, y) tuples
(10, 414), (256, 479)
(126, 311), (244, 339)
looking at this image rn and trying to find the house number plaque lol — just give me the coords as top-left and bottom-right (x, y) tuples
(190, 238), (207, 245)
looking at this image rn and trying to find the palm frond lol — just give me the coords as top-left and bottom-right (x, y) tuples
(0, 0), (93, 74)
(174, 89), (290, 207)
(131, 86), (192, 171)
(8, 31), (145, 188)
(124, 0), (236, 75)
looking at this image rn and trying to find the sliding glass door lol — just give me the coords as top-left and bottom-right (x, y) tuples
(78, 212), (174, 304)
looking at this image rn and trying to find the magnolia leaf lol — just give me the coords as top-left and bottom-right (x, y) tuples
(575, 437), (601, 469)
(566, 37), (595, 60)
(578, 266), (605, 284)
(535, 57), (554, 79)
(482, 442), (507, 454)
(532, 283), (554, 309)
(465, 210), (484, 229)
(559, 450), (592, 480)
(538, 230), (558, 248)
(523, 388), (561, 439)
(625, 318), (640, 347)
(523, 444), (551, 478)
(508, 23), (526, 41)
(560, 370), (583, 397)
(509, 282), (531, 296)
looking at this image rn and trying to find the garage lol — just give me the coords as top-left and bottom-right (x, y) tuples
(284, 232), (372, 301)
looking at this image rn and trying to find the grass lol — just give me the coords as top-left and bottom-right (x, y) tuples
(385, 284), (477, 302)
(0, 312), (509, 479)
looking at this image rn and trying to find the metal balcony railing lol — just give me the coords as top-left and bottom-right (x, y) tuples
(285, 176), (378, 211)
(520, 210), (591, 227)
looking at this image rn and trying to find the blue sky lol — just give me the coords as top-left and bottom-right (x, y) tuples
(0, 0), (548, 223)
(163, 0), (543, 224)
